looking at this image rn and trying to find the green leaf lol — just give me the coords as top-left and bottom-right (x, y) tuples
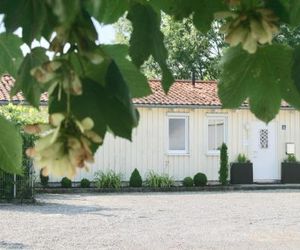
(49, 63), (139, 145)
(149, 0), (193, 20)
(288, 0), (300, 26)
(104, 61), (139, 139)
(292, 46), (300, 91)
(290, 46), (300, 108)
(127, 3), (174, 92)
(11, 48), (48, 109)
(265, 0), (289, 24)
(150, 0), (227, 33)
(0, 115), (22, 175)
(51, 0), (80, 25)
(192, 0), (227, 33)
(0, 0), (47, 45)
(218, 44), (300, 122)
(49, 80), (107, 153)
(102, 44), (151, 97)
(0, 34), (23, 77)
(69, 51), (110, 86)
(84, 0), (129, 24)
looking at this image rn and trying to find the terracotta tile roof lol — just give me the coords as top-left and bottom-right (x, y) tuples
(0, 75), (47, 104)
(133, 80), (291, 108)
(133, 80), (222, 106)
(0, 76), (292, 108)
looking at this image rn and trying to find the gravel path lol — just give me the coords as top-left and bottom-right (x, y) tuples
(1, 190), (300, 249)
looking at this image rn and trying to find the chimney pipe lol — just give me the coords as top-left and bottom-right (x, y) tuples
(192, 71), (195, 87)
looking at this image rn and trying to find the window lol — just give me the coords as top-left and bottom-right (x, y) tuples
(260, 129), (268, 148)
(207, 117), (227, 154)
(168, 115), (189, 154)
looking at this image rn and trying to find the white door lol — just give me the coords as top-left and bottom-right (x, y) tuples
(250, 121), (278, 181)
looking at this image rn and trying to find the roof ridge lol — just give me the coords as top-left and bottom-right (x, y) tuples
(149, 79), (217, 83)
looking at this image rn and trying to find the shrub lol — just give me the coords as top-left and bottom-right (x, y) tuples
(237, 154), (249, 163)
(129, 168), (143, 187)
(146, 171), (174, 188)
(219, 143), (229, 185)
(61, 177), (72, 188)
(94, 170), (121, 188)
(40, 168), (49, 188)
(182, 177), (193, 187)
(80, 178), (91, 188)
(193, 173), (207, 186)
(284, 154), (297, 163)
(160, 174), (175, 187)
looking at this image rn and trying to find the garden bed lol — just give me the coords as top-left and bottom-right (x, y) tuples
(36, 185), (232, 193)
(0, 198), (36, 204)
(35, 183), (300, 194)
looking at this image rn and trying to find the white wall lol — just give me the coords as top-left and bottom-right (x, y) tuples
(49, 106), (300, 182)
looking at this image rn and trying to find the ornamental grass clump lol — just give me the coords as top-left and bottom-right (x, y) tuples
(193, 173), (207, 186)
(237, 153), (249, 163)
(183, 177), (194, 187)
(284, 154), (297, 163)
(146, 171), (174, 188)
(129, 168), (143, 187)
(94, 170), (121, 189)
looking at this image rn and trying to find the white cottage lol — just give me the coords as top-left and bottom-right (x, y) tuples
(70, 79), (299, 183)
(0, 75), (298, 183)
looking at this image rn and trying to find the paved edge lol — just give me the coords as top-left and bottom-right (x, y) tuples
(35, 184), (300, 194)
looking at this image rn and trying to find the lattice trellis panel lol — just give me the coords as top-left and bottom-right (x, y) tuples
(260, 129), (268, 148)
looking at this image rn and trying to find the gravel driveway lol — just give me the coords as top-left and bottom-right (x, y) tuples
(1, 190), (300, 250)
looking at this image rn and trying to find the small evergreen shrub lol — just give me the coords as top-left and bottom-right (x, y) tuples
(129, 168), (143, 187)
(80, 178), (91, 188)
(94, 170), (121, 188)
(40, 168), (49, 187)
(193, 173), (207, 186)
(146, 171), (174, 188)
(183, 177), (194, 187)
(61, 177), (72, 188)
(237, 154), (249, 163)
(219, 143), (229, 185)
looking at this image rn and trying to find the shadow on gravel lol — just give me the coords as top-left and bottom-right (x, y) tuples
(0, 202), (130, 216)
(0, 240), (29, 249)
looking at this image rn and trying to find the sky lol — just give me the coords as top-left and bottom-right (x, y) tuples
(0, 14), (116, 55)
(93, 20), (116, 44)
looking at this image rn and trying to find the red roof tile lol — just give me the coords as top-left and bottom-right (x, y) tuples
(0, 76), (291, 108)
(133, 80), (222, 106)
(133, 80), (291, 108)
(0, 75), (47, 104)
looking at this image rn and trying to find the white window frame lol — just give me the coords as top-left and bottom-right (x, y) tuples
(167, 113), (189, 155)
(206, 114), (227, 156)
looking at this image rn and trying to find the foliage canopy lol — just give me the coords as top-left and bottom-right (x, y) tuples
(0, 0), (300, 175)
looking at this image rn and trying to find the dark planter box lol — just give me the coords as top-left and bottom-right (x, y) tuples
(230, 163), (253, 184)
(281, 162), (300, 183)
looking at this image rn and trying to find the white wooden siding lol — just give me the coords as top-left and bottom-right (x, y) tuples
(48, 107), (300, 182)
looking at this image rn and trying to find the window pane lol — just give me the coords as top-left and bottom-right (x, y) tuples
(208, 120), (216, 151)
(208, 118), (225, 151)
(216, 120), (224, 149)
(169, 118), (186, 151)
